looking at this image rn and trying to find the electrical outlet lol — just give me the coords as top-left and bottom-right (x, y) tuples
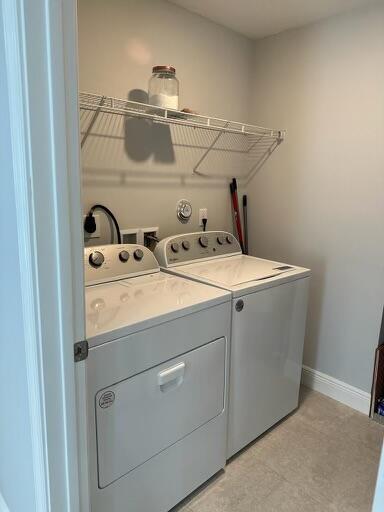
(199, 208), (208, 226)
(83, 214), (100, 239)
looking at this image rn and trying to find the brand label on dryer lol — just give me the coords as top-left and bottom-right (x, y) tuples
(99, 390), (115, 408)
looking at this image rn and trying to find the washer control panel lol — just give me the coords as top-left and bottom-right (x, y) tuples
(154, 231), (242, 267)
(84, 244), (159, 286)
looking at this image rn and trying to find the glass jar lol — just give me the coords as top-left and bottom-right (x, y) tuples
(148, 65), (179, 110)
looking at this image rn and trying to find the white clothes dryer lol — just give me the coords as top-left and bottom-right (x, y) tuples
(84, 243), (231, 512)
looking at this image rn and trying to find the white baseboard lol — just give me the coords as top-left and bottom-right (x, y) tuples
(0, 492), (9, 512)
(301, 365), (371, 415)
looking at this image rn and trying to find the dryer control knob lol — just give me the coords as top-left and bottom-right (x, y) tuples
(199, 236), (209, 248)
(182, 240), (190, 250)
(134, 249), (144, 261)
(226, 236), (233, 244)
(171, 242), (180, 253)
(89, 251), (104, 268)
(119, 250), (130, 262)
(217, 236), (225, 245)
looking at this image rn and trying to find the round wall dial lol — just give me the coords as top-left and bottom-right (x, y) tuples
(176, 199), (192, 223)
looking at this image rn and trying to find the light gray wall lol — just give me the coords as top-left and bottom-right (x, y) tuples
(248, 2), (384, 392)
(0, 8), (37, 511)
(78, 0), (384, 392)
(78, 0), (253, 242)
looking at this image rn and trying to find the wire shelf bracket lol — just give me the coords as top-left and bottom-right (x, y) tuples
(80, 95), (106, 148)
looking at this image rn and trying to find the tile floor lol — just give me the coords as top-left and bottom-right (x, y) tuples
(173, 386), (384, 512)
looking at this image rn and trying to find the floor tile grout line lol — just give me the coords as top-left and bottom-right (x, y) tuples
(277, 470), (336, 509)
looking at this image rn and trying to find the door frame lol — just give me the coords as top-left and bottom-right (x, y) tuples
(3, 0), (384, 511)
(1, 0), (87, 510)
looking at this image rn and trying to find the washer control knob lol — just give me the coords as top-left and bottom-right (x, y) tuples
(217, 236), (225, 245)
(171, 242), (180, 253)
(199, 236), (209, 248)
(119, 250), (130, 262)
(134, 249), (144, 261)
(182, 240), (190, 251)
(89, 251), (104, 268)
(226, 235), (233, 244)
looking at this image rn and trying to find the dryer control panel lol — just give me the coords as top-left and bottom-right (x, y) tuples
(84, 244), (159, 286)
(155, 231), (242, 267)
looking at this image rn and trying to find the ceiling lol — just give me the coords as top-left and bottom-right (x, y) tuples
(168, 0), (376, 39)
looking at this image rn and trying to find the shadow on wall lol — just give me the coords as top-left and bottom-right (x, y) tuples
(302, 256), (326, 370)
(124, 89), (175, 163)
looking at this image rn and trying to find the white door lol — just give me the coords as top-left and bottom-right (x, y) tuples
(96, 338), (226, 488)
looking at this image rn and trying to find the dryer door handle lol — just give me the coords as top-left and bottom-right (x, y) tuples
(158, 362), (186, 390)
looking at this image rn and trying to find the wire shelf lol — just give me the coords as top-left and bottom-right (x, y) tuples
(79, 91), (285, 181)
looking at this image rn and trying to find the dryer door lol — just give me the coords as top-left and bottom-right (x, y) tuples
(96, 337), (226, 488)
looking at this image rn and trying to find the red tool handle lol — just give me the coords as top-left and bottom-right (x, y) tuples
(230, 179), (244, 253)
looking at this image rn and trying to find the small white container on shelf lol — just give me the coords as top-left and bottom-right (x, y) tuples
(148, 65), (179, 110)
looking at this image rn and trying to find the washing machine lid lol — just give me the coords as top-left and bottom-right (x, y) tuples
(85, 272), (230, 346)
(169, 255), (311, 297)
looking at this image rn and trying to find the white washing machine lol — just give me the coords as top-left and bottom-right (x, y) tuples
(84, 243), (231, 512)
(155, 231), (311, 458)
